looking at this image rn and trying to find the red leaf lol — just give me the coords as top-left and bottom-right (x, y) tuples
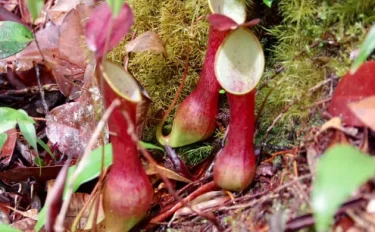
(84, 2), (133, 58)
(0, 129), (17, 167)
(208, 14), (238, 31)
(328, 61), (375, 127)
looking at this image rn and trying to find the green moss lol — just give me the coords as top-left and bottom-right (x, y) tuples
(255, 0), (374, 146)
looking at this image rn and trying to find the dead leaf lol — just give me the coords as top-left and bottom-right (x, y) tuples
(0, 166), (63, 182)
(48, 0), (94, 23)
(348, 96), (375, 131)
(125, 31), (166, 56)
(165, 145), (192, 180)
(145, 164), (192, 183)
(7, 207), (38, 220)
(315, 117), (357, 139)
(11, 218), (36, 232)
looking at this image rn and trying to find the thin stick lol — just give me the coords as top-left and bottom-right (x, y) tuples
(35, 65), (49, 114)
(54, 99), (121, 232)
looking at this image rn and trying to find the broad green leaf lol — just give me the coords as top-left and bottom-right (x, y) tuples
(0, 224), (22, 232)
(37, 138), (55, 160)
(26, 0), (44, 22)
(351, 25), (375, 74)
(0, 133), (7, 151)
(19, 122), (38, 153)
(311, 145), (375, 231)
(0, 107), (34, 133)
(106, 0), (125, 17)
(0, 21), (33, 59)
(140, 141), (164, 152)
(35, 144), (113, 231)
(34, 156), (43, 167)
(263, 0), (274, 7)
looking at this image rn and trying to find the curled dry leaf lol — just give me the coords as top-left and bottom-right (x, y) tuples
(348, 96), (375, 131)
(11, 218), (35, 232)
(125, 31), (166, 56)
(315, 117), (358, 139)
(144, 163), (192, 183)
(47, 0), (94, 23)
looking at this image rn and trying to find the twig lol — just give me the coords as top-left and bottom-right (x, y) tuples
(35, 65), (49, 114)
(54, 99), (121, 232)
(218, 174), (312, 211)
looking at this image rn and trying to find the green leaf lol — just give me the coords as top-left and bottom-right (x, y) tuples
(106, 0), (125, 17)
(34, 156), (43, 167)
(37, 138), (55, 160)
(19, 122), (38, 153)
(140, 141), (164, 152)
(263, 0), (274, 7)
(35, 144), (113, 232)
(0, 224), (22, 232)
(351, 25), (375, 74)
(0, 133), (7, 151)
(0, 21), (34, 59)
(311, 144), (375, 231)
(0, 107), (34, 133)
(219, 89), (226, 94)
(26, 0), (44, 23)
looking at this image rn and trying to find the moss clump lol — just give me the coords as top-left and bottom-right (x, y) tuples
(108, 0), (210, 142)
(255, 0), (375, 146)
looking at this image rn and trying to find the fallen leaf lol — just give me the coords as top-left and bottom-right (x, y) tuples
(348, 96), (375, 131)
(145, 164), (192, 183)
(125, 31), (166, 56)
(0, 166), (63, 182)
(11, 218), (35, 232)
(328, 61), (375, 127)
(165, 145), (192, 180)
(47, 0), (94, 23)
(315, 117), (357, 139)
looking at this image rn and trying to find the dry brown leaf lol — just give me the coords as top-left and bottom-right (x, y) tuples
(125, 31), (166, 56)
(11, 218), (36, 232)
(145, 164), (192, 183)
(6, 207), (38, 220)
(348, 96), (375, 131)
(315, 117), (358, 140)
